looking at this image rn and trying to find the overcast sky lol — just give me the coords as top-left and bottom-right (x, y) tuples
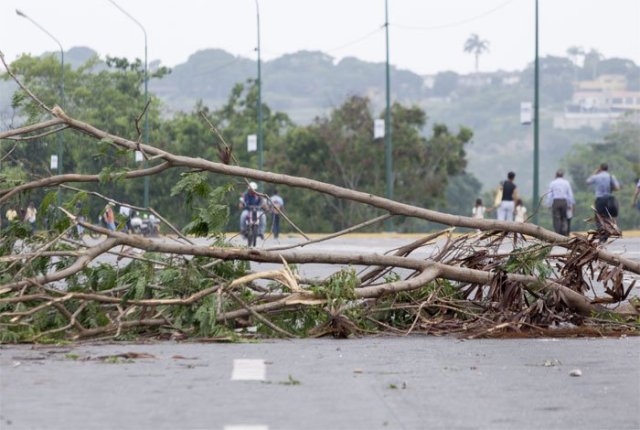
(2, 0), (639, 75)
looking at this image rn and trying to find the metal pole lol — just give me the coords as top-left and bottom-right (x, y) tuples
(16, 10), (64, 206)
(384, 0), (393, 230)
(533, 0), (540, 224)
(108, 0), (149, 208)
(255, 0), (263, 173)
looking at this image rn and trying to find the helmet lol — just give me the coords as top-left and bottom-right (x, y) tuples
(249, 182), (258, 191)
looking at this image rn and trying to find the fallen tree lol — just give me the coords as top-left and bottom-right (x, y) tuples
(0, 52), (638, 342)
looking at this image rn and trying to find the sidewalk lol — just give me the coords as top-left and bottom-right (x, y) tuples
(228, 230), (640, 240)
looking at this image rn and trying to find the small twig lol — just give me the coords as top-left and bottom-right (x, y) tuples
(228, 291), (295, 338)
(267, 214), (392, 252)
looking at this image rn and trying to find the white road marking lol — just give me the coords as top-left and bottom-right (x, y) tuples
(231, 359), (266, 381)
(224, 426), (269, 430)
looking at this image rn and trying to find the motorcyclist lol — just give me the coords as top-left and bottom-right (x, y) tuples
(239, 182), (266, 239)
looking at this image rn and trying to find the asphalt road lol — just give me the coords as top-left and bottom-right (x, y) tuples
(1, 337), (638, 430)
(1, 234), (639, 430)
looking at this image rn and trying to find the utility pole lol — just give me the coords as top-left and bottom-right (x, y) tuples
(255, 0), (263, 173)
(108, 0), (149, 208)
(384, 0), (393, 230)
(533, 0), (540, 224)
(16, 9), (64, 206)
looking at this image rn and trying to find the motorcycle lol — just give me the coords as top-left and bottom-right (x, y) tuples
(243, 205), (264, 247)
(130, 213), (160, 237)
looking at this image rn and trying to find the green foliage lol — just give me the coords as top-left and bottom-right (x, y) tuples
(193, 296), (219, 336)
(372, 280), (463, 328)
(261, 306), (329, 337)
(0, 165), (27, 190)
(171, 172), (212, 207)
(178, 182), (233, 237)
(312, 268), (358, 304)
(502, 245), (553, 280)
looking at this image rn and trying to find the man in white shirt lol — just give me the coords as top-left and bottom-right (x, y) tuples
(545, 169), (575, 236)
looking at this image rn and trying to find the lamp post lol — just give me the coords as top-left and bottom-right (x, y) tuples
(532, 0), (540, 224)
(108, 0), (149, 208)
(255, 0), (263, 173)
(384, 0), (393, 230)
(16, 9), (64, 205)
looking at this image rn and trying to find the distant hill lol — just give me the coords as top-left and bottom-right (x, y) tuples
(3, 46), (638, 198)
(150, 48), (427, 124)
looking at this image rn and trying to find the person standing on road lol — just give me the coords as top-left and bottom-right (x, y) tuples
(632, 177), (640, 211)
(103, 202), (116, 232)
(119, 205), (132, 233)
(497, 172), (518, 221)
(270, 189), (284, 239)
(5, 207), (18, 223)
(472, 198), (492, 220)
(24, 202), (37, 233)
(514, 199), (527, 223)
(586, 162), (620, 242)
(545, 169), (575, 236)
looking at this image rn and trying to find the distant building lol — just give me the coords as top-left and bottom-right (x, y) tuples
(458, 74), (492, 87)
(554, 74), (640, 129)
(422, 75), (436, 90)
(577, 74), (627, 92)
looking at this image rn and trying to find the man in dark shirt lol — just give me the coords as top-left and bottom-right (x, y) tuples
(497, 171), (518, 221)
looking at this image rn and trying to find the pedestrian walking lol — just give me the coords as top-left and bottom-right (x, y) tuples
(5, 207), (18, 223)
(103, 202), (116, 232)
(497, 172), (518, 221)
(471, 198), (492, 233)
(514, 199), (527, 223)
(270, 189), (285, 239)
(632, 177), (640, 211)
(586, 162), (620, 243)
(566, 205), (574, 235)
(119, 205), (132, 233)
(544, 169), (575, 236)
(24, 202), (37, 233)
(71, 203), (85, 238)
(493, 181), (503, 210)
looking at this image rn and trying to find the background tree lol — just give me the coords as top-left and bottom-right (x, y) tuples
(272, 96), (474, 232)
(561, 120), (640, 231)
(3, 54), (168, 221)
(3, 53), (476, 234)
(464, 34), (490, 74)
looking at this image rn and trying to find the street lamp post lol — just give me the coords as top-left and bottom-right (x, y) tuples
(16, 9), (64, 205)
(384, 0), (393, 230)
(533, 0), (540, 224)
(255, 0), (263, 173)
(108, 0), (150, 208)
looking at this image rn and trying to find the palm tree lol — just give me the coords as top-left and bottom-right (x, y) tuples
(464, 34), (490, 74)
(566, 46), (585, 83)
(583, 48), (604, 79)
(566, 46), (585, 67)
